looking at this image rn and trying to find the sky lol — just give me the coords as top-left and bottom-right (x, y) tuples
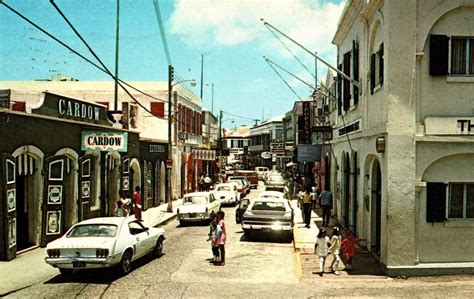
(0, 0), (346, 127)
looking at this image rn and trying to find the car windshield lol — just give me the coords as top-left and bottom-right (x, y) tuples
(67, 224), (118, 238)
(217, 186), (231, 191)
(251, 201), (286, 212)
(183, 196), (208, 205)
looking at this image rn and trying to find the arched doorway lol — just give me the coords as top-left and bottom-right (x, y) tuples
(143, 161), (153, 210)
(105, 152), (120, 216)
(371, 159), (382, 256)
(12, 146), (43, 252)
(130, 158), (141, 195)
(55, 148), (79, 231)
(351, 151), (358, 235)
(342, 152), (350, 227)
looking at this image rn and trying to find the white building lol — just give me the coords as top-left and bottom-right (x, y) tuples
(329, 0), (474, 276)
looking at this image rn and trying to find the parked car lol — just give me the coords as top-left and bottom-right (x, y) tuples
(228, 176), (251, 194)
(255, 166), (269, 181)
(213, 183), (240, 206)
(44, 216), (165, 275)
(234, 170), (259, 189)
(259, 190), (288, 199)
(227, 177), (249, 197)
(238, 197), (294, 240)
(265, 175), (287, 193)
(177, 192), (221, 225)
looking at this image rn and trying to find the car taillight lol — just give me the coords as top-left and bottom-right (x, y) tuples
(47, 249), (60, 258)
(96, 248), (109, 258)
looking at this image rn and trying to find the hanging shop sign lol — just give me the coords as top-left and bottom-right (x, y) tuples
(297, 101), (312, 144)
(81, 131), (128, 152)
(338, 119), (360, 136)
(297, 144), (322, 162)
(32, 92), (110, 125)
(425, 117), (474, 135)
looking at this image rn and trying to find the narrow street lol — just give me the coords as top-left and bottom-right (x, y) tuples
(6, 185), (474, 298)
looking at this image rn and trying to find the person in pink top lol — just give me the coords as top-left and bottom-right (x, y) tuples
(340, 230), (366, 270)
(214, 211), (226, 266)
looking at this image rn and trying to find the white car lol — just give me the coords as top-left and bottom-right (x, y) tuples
(259, 190), (288, 199)
(240, 197), (294, 240)
(213, 183), (240, 206)
(177, 192), (221, 225)
(45, 216), (165, 275)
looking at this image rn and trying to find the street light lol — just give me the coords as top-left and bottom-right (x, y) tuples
(166, 64), (196, 212)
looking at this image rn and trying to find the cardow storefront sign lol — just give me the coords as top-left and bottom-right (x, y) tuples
(81, 131), (128, 152)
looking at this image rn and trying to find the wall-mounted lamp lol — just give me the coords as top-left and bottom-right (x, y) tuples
(376, 136), (386, 153)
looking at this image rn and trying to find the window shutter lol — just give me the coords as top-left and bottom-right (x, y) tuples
(337, 64), (342, 115)
(150, 102), (165, 117)
(426, 182), (447, 222)
(343, 51), (351, 111)
(429, 34), (449, 76)
(352, 40), (359, 105)
(370, 53), (376, 95)
(379, 43), (384, 85)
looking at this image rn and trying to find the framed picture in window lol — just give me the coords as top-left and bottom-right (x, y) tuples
(48, 185), (63, 204)
(9, 218), (16, 247)
(7, 189), (15, 212)
(46, 211), (61, 235)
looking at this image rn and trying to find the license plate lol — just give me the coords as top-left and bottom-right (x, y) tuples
(189, 213), (196, 218)
(73, 261), (85, 268)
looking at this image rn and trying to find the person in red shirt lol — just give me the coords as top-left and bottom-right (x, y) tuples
(133, 186), (142, 221)
(340, 230), (366, 270)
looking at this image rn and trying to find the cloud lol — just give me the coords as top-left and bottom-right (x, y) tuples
(169, 0), (346, 53)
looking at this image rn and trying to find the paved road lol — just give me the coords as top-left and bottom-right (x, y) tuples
(6, 185), (474, 298)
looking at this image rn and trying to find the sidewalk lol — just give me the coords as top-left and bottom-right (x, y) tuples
(291, 201), (384, 278)
(0, 199), (182, 297)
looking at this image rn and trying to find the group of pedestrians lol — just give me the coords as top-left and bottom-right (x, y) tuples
(115, 186), (143, 220)
(314, 227), (366, 276)
(198, 173), (213, 192)
(207, 211), (226, 266)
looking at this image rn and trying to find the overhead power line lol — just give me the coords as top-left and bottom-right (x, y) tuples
(264, 58), (302, 100)
(264, 56), (315, 91)
(0, 1), (167, 107)
(222, 110), (258, 122)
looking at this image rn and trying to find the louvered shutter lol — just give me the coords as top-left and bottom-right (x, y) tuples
(150, 102), (165, 117)
(426, 182), (447, 222)
(429, 34), (449, 76)
(352, 40), (359, 105)
(379, 43), (384, 85)
(337, 64), (342, 115)
(370, 53), (376, 95)
(343, 52), (351, 111)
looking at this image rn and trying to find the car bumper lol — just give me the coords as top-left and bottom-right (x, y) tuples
(241, 223), (293, 232)
(178, 213), (209, 221)
(45, 256), (118, 269)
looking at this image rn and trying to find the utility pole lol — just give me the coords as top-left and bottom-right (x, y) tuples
(211, 83), (214, 115)
(218, 110), (223, 156)
(200, 54), (204, 99)
(113, 0), (120, 113)
(166, 64), (174, 212)
(253, 119), (259, 126)
(315, 52), (318, 91)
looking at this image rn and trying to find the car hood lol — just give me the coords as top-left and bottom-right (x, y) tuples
(46, 237), (116, 249)
(179, 204), (207, 213)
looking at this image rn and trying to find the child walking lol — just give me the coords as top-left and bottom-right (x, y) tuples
(214, 211), (226, 266)
(340, 230), (366, 270)
(314, 228), (330, 276)
(207, 211), (220, 263)
(328, 227), (342, 275)
(114, 200), (125, 217)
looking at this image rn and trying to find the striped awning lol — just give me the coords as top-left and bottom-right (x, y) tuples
(192, 149), (216, 161)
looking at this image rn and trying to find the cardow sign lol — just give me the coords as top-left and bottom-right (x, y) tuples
(81, 131), (128, 152)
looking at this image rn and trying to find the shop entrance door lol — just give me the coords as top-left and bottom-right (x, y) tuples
(41, 155), (67, 247)
(1, 154), (17, 261)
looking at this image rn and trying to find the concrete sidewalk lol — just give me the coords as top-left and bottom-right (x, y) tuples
(0, 199), (182, 297)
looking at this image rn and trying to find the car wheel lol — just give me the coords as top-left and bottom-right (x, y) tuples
(119, 250), (132, 275)
(59, 268), (73, 276)
(179, 220), (185, 226)
(153, 236), (164, 258)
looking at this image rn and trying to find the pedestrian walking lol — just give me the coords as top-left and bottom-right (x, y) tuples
(214, 211), (226, 266)
(328, 227), (342, 275)
(302, 187), (312, 228)
(133, 186), (142, 221)
(314, 228), (330, 277)
(341, 230), (366, 270)
(204, 174), (212, 191)
(198, 174), (205, 191)
(318, 188), (333, 227)
(114, 200), (125, 217)
(207, 211), (220, 263)
(119, 190), (131, 216)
